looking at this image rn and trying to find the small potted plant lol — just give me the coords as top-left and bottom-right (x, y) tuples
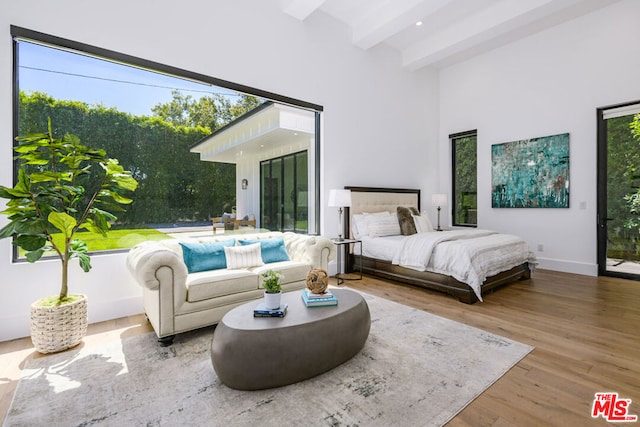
(262, 270), (283, 309)
(0, 118), (138, 353)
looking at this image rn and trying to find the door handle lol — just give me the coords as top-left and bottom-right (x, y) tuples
(597, 214), (614, 228)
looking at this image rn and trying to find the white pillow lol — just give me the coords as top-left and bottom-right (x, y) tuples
(368, 214), (401, 237)
(224, 243), (264, 269)
(352, 211), (390, 238)
(351, 214), (367, 239)
(412, 213), (434, 233)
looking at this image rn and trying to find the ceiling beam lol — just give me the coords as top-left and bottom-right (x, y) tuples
(352, 0), (454, 50)
(401, 0), (613, 70)
(281, 0), (326, 21)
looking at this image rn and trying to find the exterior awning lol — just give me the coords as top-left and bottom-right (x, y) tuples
(190, 101), (315, 163)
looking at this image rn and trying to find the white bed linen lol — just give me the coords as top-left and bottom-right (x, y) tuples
(358, 235), (404, 260)
(359, 230), (537, 302)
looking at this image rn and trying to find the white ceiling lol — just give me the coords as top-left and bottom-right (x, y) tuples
(281, 0), (620, 71)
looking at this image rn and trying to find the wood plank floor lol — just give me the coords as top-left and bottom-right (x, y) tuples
(1, 269), (639, 426)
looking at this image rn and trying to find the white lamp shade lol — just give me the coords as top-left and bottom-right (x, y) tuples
(328, 189), (352, 207)
(432, 193), (447, 207)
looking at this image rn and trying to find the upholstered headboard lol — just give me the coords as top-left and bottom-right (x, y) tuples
(343, 186), (421, 239)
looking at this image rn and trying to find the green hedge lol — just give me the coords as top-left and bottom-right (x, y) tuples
(18, 91), (236, 226)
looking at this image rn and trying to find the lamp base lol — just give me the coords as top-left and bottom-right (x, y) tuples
(337, 207), (344, 242)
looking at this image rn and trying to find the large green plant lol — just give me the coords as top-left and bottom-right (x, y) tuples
(0, 119), (138, 301)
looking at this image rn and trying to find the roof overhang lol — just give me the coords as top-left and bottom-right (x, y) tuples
(190, 102), (315, 163)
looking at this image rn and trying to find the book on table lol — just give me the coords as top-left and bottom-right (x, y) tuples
(301, 289), (338, 307)
(305, 289), (334, 299)
(253, 302), (288, 317)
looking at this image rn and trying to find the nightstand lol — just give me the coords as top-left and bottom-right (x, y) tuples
(331, 238), (363, 285)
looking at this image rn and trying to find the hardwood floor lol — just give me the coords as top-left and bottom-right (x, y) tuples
(1, 269), (639, 426)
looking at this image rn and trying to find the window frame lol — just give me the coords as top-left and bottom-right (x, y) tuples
(10, 25), (323, 261)
(450, 129), (478, 228)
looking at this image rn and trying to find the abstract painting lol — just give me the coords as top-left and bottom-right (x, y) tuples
(491, 133), (569, 208)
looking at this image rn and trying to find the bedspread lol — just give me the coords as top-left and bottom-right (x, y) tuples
(392, 229), (536, 301)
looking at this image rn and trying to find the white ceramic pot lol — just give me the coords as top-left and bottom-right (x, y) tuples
(263, 291), (282, 310)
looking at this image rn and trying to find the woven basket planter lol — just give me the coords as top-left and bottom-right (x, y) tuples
(30, 294), (88, 354)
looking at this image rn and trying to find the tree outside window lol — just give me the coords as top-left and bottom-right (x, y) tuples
(452, 131), (477, 227)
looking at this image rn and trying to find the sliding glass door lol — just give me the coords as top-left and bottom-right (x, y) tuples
(260, 151), (308, 233)
(597, 101), (640, 279)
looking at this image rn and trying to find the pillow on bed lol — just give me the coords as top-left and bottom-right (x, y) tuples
(412, 212), (434, 233)
(367, 214), (401, 237)
(397, 206), (419, 235)
(352, 211), (390, 239)
(351, 214), (367, 239)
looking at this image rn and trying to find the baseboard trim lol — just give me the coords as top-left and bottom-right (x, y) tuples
(0, 296), (144, 342)
(535, 257), (598, 276)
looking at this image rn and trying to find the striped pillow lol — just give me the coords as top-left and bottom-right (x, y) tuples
(368, 215), (401, 237)
(224, 243), (264, 269)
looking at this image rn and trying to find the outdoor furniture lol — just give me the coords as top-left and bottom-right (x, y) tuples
(212, 214), (256, 232)
(210, 288), (371, 390)
(234, 218), (256, 229)
(212, 214), (235, 232)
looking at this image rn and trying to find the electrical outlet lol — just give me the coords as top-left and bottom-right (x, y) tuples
(537, 244), (544, 252)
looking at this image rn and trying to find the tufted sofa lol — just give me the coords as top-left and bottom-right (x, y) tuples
(126, 231), (336, 344)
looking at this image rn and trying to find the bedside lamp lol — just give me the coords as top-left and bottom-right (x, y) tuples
(328, 189), (352, 241)
(432, 193), (447, 231)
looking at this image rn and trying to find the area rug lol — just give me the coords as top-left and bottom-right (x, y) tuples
(4, 292), (533, 427)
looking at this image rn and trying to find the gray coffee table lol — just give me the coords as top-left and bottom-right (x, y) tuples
(210, 288), (370, 390)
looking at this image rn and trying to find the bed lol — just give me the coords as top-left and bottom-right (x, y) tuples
(343, 186), (536, 304)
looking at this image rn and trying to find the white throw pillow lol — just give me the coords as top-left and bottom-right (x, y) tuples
(352, 211), (391, 238)
(412, 213), (434, 233)
(224, 243), (264, 269)
(368, 214), (401, 237)
(351, 214), (366, 239)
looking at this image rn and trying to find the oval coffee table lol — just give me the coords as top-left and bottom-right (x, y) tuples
(210, 288), (370, 390)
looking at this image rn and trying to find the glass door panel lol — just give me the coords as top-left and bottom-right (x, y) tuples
(598, 104), (640, 278)
(295, 154), (308, 233)
(260, 151), (308, 233)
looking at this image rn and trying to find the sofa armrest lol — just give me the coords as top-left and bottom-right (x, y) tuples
(126, 241), (188, 291)
(283, 232), (336, 271)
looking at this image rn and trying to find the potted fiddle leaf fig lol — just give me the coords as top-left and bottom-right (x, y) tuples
(0, 118), (138, 353)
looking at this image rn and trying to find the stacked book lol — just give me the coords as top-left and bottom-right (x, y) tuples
(253, 302), (288, 318)
(301, 289), (338, 307)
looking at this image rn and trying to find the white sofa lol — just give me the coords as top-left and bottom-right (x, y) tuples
(126, 231), (336, 344)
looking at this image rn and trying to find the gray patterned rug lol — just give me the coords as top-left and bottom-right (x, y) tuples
(4, 292), (533, 427)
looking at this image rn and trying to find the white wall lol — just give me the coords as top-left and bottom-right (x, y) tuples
(439, 0), (640, 276)
(0, 0), (438, 340)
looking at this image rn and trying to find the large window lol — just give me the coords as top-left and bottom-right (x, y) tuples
(451, 130), (477, 227)
(11, 26), (322, 259)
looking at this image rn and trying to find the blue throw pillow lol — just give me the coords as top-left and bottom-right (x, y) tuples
(179, 240), (235, 273)
(238, 237), (290, 264)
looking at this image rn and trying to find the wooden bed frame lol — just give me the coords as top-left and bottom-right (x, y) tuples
(343, 186), (531, 304)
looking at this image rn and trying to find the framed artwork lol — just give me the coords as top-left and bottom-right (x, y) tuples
(491, 133), (570, 208)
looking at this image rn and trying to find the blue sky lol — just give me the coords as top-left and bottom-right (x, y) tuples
(18, 41), (238, 116)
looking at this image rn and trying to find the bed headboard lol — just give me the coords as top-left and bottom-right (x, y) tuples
(343, 186), (421, 239)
